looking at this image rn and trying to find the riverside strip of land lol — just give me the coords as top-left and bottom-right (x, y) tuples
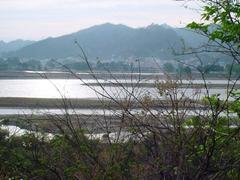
(0, 71), (238, 79)
(0, 97), (208, 109)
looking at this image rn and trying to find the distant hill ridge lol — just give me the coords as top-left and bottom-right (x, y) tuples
(3, 23), (206, 60)
(0, 39), (35, 55)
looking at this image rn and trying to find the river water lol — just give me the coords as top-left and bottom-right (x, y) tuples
(0, 78), (238, 115)
(0, 79), (237, 99)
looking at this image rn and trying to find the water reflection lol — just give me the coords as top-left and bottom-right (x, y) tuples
(0, 79), (235, 99)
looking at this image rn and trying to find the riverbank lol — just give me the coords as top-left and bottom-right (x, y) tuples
(0, 97), (207, 109)
(0, 71), (237, 80)
(0, 114), (121, 134)
(0, 97), (105, 108)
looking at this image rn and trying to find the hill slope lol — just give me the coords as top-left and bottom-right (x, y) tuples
(0, 40), (35, 55)
(6, 23), (190, 60)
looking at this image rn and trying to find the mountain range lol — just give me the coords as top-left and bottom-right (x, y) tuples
(2, 23), (207, 60)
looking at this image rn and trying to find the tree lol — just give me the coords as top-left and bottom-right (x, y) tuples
(176, 64), (192, 74)
(1, 1), (240, 179)
(22, 59), (42, 70)
(197, 64), (224, 73)
(187, 0), (240, 63)
(163, 62), (175, 73)
(6, 57), (22, 70)
(45, 59), (58, 70)
(225, 63), (240, 74)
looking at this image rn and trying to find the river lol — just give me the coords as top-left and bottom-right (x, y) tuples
(0, 77), (238, 115)
(0, 79), (237, 99)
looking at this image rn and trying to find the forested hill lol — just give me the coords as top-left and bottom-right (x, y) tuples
(4, 23), (206, 60)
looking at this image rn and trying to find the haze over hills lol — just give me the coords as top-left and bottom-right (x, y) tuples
(0, 40), (35, 55)
(2, 23), (206, 60)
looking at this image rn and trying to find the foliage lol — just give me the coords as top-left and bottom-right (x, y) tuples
(225, 63), (240, 75)
(187, 0), (240, 45)
(176, 64), (192, 74)
(163, 62), (175, 73)
(0, 0), (240, 179)
(229, 90), (240, 117)
(0, 57), (42, 71)
(187, 0), (240, 63)
(197, 64), (224, 73)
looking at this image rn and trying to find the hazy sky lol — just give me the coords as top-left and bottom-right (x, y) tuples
(0, 0), (202, 41)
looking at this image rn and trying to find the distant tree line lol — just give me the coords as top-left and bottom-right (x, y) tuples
(0, 57), (42, 71)
(1, 57), (239, 75)
(0, 57), (147, 72)
(163, 62), (240, 75)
